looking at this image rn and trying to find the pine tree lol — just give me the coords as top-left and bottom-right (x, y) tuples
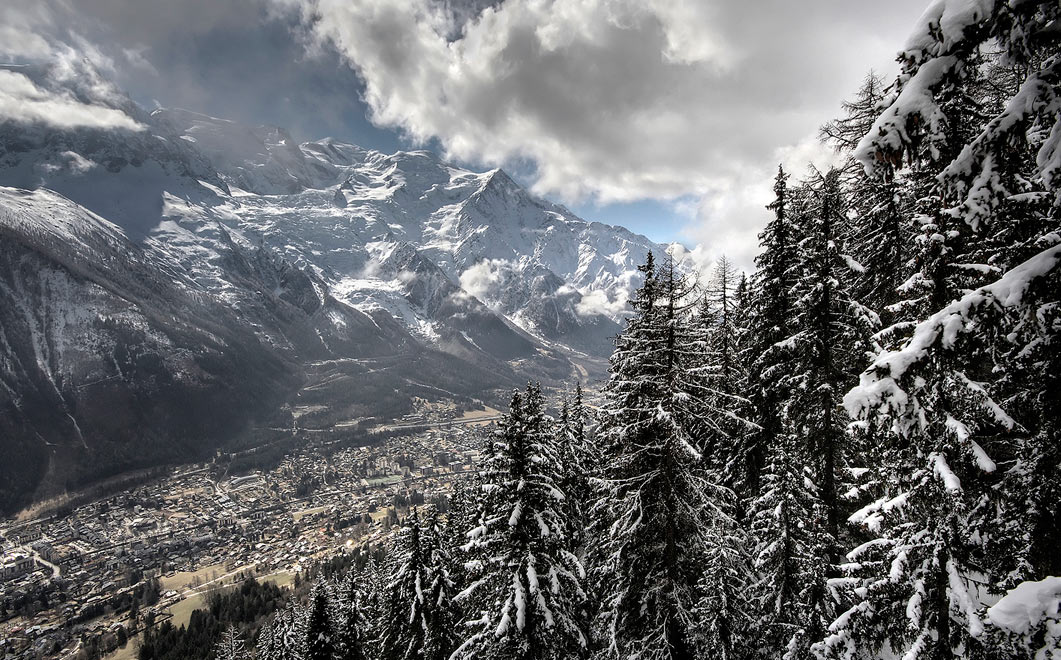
(357, 557), (387, 659)
(703, 255), (742, 394)
(454, 385), (587, 660)
(334, 570), (368, 660)
(306, 579), (335, 660)
(380, 509), (430, 660)
(692, 528), (753, 660)
(822, 72), (913, 326)
(817, 3), (1061, 658)
(738, 172), (861, 659)
(445, 479), (475, 595)
(818, 249), (1061, 660)
(256, 619), (279, 660)
(593, 252), (723, 660)
(262, 604), (307, 660)
(675, 256), (759, 660)
(556, 383), (594, 552)
(821, 72), (888, 154)
(559, 382), (603, 658)
(726, 270), (756, 494)
(690, 255), (755, 497)
(749, 433), (832, 660)
(447, 479), (475, 538)
(215, 626), (248, 660)
(691, 480), (753, 660)
(784, 168), (878, 547)
(743, 168), (802, 498)
(422, 509), (460, 660)
(993, 273), (1061, 584)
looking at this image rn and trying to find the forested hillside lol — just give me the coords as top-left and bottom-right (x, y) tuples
(197, 1), (1059, 659)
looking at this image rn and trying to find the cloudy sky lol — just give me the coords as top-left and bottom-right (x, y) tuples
(1, 0), (930, 267)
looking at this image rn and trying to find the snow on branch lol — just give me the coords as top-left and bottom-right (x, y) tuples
(844, 241), (1061, 426)
(942, 55), (1061, 229)
(856, 0), (998, 175)
(986, 576), (1061, 636)
(854, 56), (961, 173)
(904, 0), (996, 61)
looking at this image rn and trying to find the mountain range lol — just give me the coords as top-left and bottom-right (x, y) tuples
(0, 64), (663, 513)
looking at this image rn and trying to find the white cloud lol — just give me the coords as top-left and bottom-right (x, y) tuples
(359, 257), (383, 279)
(63, 150), (98, 173)
(458, 258), (626, 317)
(0, 0), (930, 269)
(39, 150), (99, 174)
(0, 4), (55, 60)
(0, 26), (52, 61)
(458, 259), (509, 301)
(667, 241), (715, 277)
(287, 0), (926, 269)
(0, 3), (146, 132)
(677, 135), (852, 271)
(0, 70), (144, 131)
(575, 286), (629, 318)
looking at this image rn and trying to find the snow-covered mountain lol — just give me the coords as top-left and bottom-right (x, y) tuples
(0, 66), (664, 511)
(148, 107), (655, 354)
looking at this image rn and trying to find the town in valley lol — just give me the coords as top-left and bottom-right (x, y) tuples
(0, 399), (514, 659)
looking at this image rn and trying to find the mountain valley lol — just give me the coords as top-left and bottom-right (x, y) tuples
(0, 69), (662, 512)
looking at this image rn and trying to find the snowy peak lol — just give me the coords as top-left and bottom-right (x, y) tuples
(3, 88), (665, 359)
(3, 92), (662, 353)
(0, 186), (131, 256)
(150, 108), (342, 194)
(302, 137), (372, 168)
(475, 168), (526, 202)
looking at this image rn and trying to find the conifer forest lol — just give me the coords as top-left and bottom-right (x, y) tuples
(211, 3), (1061, 659)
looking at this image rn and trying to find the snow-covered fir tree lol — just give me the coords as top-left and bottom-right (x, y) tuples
(816, 1), (1061, 658)
(821, 72), (913, 327)
(446, 478), (479, 551)
(738, 169), (876, 660)
(258, 603), (307, 660)
(357, 556), (387, 659)
(691, 512), (753, 660)
(444, 479), (476, 599)
(593, 252), (736, 660)
(556, 383), (595, 553)
(692, 255), (755, 498)
(748, 428), (833, 660)
(256, 619), (280, 660)
(422, 509), (460, 660)
(453, 384), (587, 660)
(334, 569), (369, 660)
(743, 167), (802, 499)
(306, 578), (336, 660)
(701, 255), (744, 398)
(782, 168), (879, 546)
(215, 626), (249, 660)
(678, 257), (759, 660)
(380, 509), (431, 660)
